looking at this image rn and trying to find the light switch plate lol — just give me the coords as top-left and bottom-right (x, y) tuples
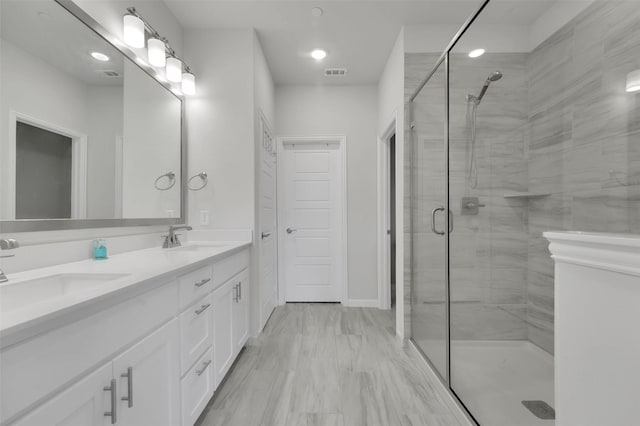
(199, 210), (209, 226)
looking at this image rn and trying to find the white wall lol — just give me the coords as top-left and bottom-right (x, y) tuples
(184, 29), (255, 230)
(276, 85), (379, 303)
(377, 29), (406, 336)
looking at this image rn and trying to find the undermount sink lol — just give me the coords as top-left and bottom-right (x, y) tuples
(0, 273), (129, 313)
(169, 242), (234, 251)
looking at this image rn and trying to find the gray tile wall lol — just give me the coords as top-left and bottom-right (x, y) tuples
(404, 0), (640, 355)
(526, 0), (640, 353)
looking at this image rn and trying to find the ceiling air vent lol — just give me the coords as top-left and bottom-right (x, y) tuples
(324, 68), (347, 77)
(103, 71), (120, 77)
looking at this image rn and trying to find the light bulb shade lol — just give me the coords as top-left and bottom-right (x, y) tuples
(166, 57), (183, 82)
(123, 14), (145, 48)
(626, 70), (640, 93)
(148, 38), (166, 67)
(182, 72), (196, 95)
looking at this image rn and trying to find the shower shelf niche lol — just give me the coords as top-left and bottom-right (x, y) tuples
(503, 192), (551, 199)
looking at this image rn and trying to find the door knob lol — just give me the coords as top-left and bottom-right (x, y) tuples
(261, 231), (271, 239)
(286, 228), (297, 234)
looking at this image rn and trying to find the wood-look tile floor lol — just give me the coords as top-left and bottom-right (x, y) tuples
(196, 303), (463, 426)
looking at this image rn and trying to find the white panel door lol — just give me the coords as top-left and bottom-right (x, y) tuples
(13, 363), (113, 426)
(280, 139), (344, 302)
(112, 319), (180, 426)
(258, 116), (277, 330)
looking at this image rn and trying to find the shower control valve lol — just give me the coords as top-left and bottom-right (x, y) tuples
(461, 197), (485, 215)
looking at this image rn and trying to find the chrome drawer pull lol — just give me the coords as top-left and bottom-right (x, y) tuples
(194, 303), (211, 315)
(196, 359), (212, 376)
(195, 278), (211, 287)
(238, 282), (242, 300)
(104, 379), (117, 424)
(121, 367), (133, 408)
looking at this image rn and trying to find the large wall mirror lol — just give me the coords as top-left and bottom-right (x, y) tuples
(0, 0), (184, 232)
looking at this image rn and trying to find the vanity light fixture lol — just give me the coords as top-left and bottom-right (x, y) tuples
(311, 49), (327, 60)
(90, 52), (110, 62)
(122, 7), (196, 94)
(182, 70), (196, 95)
(123, 13), (145, 48)
(166, 57), (183, 83)
(468, 48), (485, 58)
(147, 37), (166, 67)
(626, 70), (640, 93)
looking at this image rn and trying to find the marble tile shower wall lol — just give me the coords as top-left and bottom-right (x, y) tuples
(405, 1), (640, 354)
(526, 0), (640, 354)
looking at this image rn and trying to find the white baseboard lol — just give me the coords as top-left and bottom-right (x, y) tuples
(407, 340), (475, 426)
(344, 299), (380, 308)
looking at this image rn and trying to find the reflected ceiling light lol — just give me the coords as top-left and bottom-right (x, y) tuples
(90, 52), (110, 62)
(166, 57), (183, 83)
(311, 7), (323, 17)
(311, 49), (327, 60)
(626, 70), (640, 93)
(147, 37), (166, 67)
(468, 48), (485, 58)
(181, 71), (196, 95)
(37, 11), (51, 20)
(123, 13), (145, 48)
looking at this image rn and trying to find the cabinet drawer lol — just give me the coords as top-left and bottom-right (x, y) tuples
(181, 348), (214, 426)
(180, 294), (214, 375)
(213, 250), (249, 288)
(179, 264), (213, 310)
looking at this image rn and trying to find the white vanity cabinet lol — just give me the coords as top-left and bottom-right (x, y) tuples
(12, 320), (179, 426)
(11, 362), (114, 426)
(112, 320), (180, 426)
(232, 269), (250, 356)
(1, 245), (251, 426)
(212, 278), (235, 388)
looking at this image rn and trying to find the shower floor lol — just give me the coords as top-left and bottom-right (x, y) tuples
(415, 339), (554, 425)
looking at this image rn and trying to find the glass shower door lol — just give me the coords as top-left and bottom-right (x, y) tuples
(410, 60), (448, 379)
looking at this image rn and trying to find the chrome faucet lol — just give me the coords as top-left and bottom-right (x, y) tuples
(162, 225), (193, 248)
(0, 238), (20, 283)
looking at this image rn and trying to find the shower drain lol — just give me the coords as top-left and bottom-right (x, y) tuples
(522, 400), (556, 420)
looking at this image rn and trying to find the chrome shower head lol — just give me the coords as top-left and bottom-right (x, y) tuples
(486, 70), (503, 82)
(469, 70), (503, 104)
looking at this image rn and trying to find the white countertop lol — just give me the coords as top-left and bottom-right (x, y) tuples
(544, 231), (640, 248)
(0, 241), (251, 348)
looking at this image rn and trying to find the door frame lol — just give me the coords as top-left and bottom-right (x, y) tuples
(377, 115), (397, 310)
(276, 135), (348, 305)
(257, 110), (277, 331)
(6, 110), (87, 219)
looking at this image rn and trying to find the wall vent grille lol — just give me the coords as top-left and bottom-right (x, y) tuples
(324, 68), (347, 77)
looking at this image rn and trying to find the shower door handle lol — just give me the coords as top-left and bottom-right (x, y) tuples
(431, 207), (445, 235)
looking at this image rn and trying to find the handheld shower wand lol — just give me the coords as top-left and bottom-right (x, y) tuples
(466, 71), (503, 188)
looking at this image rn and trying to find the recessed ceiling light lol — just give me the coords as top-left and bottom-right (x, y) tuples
(311, 49), (327, 60)
(311, 7), (323, 17)
(90, 52), (110, 62)
(468, 48), (485, 58)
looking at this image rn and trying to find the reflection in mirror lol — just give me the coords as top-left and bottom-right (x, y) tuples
(0, 0), (182, 223)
